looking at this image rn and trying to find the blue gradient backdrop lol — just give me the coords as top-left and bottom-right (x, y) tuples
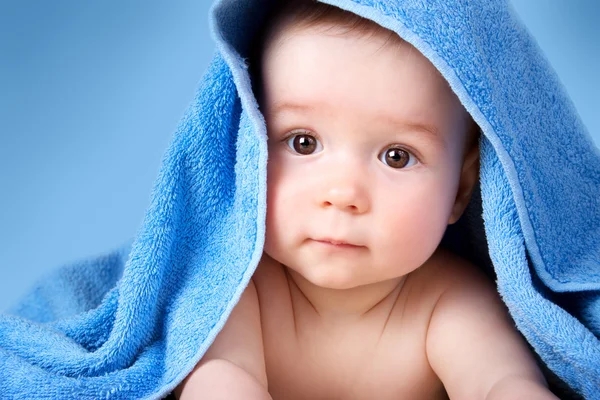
(0, 1), (598, 311)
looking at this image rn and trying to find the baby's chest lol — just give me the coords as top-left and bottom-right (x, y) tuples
(253, 267), (447, 399)
(261, 325), (446, 400)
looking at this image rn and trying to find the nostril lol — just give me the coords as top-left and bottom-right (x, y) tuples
(322, 200), (359, 211)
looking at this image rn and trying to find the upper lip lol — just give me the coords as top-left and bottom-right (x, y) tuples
(313, 238), (364, 247)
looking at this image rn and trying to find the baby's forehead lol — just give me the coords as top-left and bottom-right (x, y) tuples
(266, 27), (463, 116)
(270, 16), (452, 90)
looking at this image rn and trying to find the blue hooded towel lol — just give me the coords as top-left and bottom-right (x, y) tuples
(2, 0), (599, 398)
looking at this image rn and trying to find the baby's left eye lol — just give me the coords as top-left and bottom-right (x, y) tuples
(378, 146), (418, 169)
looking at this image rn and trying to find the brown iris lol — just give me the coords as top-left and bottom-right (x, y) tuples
(384, 148), (410, 168)
(292, 135), (318, 155)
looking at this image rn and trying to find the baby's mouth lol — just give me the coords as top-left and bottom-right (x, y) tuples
(312, 238), (365, 249)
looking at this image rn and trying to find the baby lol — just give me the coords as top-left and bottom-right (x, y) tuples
(175, 1), (558, 399)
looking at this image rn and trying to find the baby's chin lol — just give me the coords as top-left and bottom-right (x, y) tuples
(284, 260), (391, 291)
(299, 271), (364, 291)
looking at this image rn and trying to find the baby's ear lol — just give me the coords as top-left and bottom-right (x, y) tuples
(448, 144), (480, 225)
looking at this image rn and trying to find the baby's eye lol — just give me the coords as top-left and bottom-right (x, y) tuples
(286, 132), (323, 155)
(378, 146), (417, 169)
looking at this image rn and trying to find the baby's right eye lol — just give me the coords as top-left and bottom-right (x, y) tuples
(285, 132), (323, 155)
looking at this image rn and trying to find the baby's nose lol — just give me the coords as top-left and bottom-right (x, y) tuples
(320, 177), (370, 214)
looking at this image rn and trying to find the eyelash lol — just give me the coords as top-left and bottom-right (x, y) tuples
(282, 129), (320, 144)
(281, 130), (422, 168)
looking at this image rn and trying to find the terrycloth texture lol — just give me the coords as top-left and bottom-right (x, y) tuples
(2, 0), (599, 398)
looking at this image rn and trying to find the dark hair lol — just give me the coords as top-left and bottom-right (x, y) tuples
(260, 0), (397, 40)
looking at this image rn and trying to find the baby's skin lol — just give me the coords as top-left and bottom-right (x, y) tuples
(175, 15), (558, 400)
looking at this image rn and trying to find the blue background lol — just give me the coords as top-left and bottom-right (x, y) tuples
(0, 0), (598, 311)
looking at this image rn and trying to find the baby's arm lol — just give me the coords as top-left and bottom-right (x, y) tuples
(425, 261), (558, 400)
(173, 280), (271, 400)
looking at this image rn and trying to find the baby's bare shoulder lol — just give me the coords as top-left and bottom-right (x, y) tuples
(252, 254), (298, 338)
(423, 248), (550, 399)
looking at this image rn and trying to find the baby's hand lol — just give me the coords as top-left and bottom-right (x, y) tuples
(425, 261), (558, 399)
(174, 281), (270, 400)
(175, 358), (272, 400)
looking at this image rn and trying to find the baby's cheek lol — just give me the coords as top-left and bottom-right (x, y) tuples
(264, 165), (284, 253)
(376, 185), (452, 266)
(264, 164), (305, 257)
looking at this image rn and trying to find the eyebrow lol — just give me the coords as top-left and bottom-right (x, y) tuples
(271, 102), (317, 115)
(270, 101), (444, 146)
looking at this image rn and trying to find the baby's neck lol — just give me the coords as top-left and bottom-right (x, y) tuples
(284, 267), (407, 324)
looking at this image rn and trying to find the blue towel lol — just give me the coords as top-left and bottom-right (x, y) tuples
(2, 0), (599, 398)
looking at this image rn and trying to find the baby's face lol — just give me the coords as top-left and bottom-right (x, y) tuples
(261, 23), (472, 290)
